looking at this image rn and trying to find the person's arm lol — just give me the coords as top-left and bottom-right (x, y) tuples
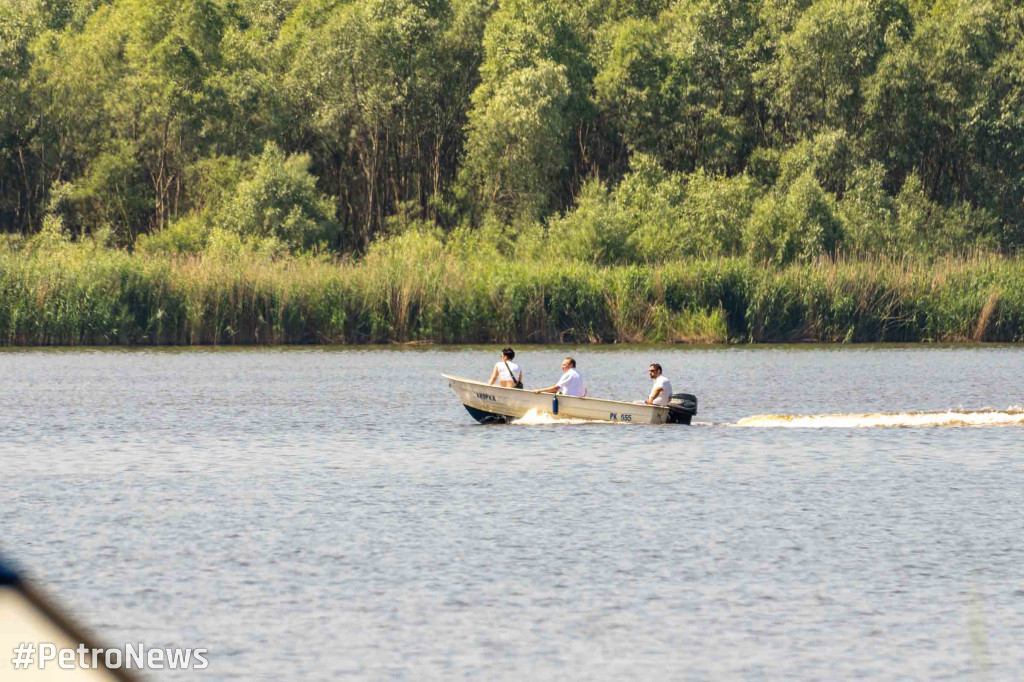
(645, 385), (664, 405)
(517, 370), (524, 386)
(487, 364), (499, 385)
(535, 372), (568, 394)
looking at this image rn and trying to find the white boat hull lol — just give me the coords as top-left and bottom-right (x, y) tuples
(443, 374), (678, 425)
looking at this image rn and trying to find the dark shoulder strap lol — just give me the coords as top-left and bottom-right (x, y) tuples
(503, 359), (517, 381)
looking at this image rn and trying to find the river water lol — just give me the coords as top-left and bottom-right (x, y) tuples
(2, 346), (1023, 679)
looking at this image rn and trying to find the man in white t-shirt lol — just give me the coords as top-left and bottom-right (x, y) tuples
(533, 357), (586, 397)
(644, 363), (672, 406)
(487, 347), (524, 388)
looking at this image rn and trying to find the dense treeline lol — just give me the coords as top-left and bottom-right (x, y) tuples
(2, 0), (1023, 261)
(3, 0), (1024, 346)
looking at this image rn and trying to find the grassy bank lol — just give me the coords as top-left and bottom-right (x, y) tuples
(2, 234), (1023, 346)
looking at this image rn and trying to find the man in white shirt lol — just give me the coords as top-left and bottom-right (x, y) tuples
(644, 363), (672, 406)
(533, 357), (586, 397)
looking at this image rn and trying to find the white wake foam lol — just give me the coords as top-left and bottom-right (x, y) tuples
(735, 408), (1024, 428)
(510, 408), (600, 425)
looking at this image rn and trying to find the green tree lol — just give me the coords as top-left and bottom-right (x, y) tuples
(460, 61), (571, 221)
(546, 178), (635, 264)
(894, 171), (999, 256)
(973, 21), (1024, 242)
(461, 0), (594, 220)
(593, 18), (674, 160)
(0, 0), (43, 231)
(744, 171), (842, 263)
(837, 162), (899, 256)
(776, 127), (855, 196)
(594, 0), (757, 173)
(280, 0), (484, 248)
(217, 142), (337, 250)
(28, 0), (229, 240)
(628, 167), (762, 261)
(763, 0), (911, 137)
(863, 0), (1003, 204)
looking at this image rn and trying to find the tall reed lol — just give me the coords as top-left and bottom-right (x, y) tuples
(1, 239), (1022, 345)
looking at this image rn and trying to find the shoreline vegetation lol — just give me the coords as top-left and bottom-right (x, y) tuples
(2, 232), (1022, 346)
(4, 0), (1024, 346)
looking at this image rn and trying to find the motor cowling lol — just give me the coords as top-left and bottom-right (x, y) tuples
(667, 393), (698, 425)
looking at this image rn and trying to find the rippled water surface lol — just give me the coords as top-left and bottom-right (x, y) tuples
(2, 346), (1024, 679)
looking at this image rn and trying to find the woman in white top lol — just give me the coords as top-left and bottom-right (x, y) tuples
(487, 347), (524, 388)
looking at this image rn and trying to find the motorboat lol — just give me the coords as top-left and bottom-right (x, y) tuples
(444, 374), (697, 425)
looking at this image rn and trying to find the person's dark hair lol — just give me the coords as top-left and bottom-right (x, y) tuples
(565, 356), (576, 368)
(650, 363), (662, 373)
(502, 347), (515, 360)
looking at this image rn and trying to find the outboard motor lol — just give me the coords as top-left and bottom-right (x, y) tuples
(667, 393), (698, 425)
